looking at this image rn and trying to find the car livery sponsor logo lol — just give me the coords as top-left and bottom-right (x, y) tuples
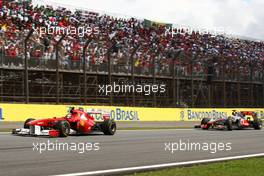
(85, 108), (139, 121)
(86, 108), (110, 121)
(0, 108), (4, 121)
(186, 110), (227, 120)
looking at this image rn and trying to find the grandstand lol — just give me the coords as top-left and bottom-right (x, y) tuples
(0, 0), (263, 107)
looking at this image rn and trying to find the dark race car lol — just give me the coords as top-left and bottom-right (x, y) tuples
(194, 110), (262, 131)
(12, 107), (116, 137)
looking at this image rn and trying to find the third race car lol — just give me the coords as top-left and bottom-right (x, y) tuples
(194, 110), (262, 130)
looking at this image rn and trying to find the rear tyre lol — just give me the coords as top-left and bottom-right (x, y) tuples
(225, 117), (233, 131)
(253, 119), (262, 130)
(236, 119), (243, 130)
(56, 120), (70, 137)
(101, 119), (116, 135)
(201, 118), (210, 130)
(23, 118), (35, 129)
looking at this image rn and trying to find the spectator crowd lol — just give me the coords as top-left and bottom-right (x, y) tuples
(0, 0), (263, 80)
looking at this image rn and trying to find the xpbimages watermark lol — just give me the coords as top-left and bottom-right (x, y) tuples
(32, 140), (100, 154)
(33, 25), (99, 37)
(98, 82), (166, 95)
(165, 25), (234, 37)
(164, 140), (232, 154)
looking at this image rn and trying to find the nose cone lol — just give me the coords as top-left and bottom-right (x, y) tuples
(27, 118), (49, 126)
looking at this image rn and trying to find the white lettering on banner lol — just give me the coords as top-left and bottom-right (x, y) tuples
(187, 110), (227, 120)
(110, 108), (139, 121)
(85, 108), (140, 121)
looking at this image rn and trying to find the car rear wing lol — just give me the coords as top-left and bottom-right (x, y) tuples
(86, 109), (111, 121)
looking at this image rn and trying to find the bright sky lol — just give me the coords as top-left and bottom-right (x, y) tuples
(33, 0), (264, 40)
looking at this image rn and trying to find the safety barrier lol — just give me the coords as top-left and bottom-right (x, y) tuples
(0, 103), (263, 121)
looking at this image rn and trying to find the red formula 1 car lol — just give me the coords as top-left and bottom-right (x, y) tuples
(194, 111), (262, 131)
(12, 107), (116, 137)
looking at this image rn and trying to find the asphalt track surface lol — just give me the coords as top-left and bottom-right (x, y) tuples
(0, 121), (197, 130)
(0, 129), (264, 176)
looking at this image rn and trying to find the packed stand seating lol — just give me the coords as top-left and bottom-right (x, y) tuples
(0, 0), (263, 80)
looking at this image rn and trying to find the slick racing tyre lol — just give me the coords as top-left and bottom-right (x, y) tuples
(253, 119), (262, 130)
(23, 118), (36, 129)
(236, 119), (243, 130)
(101, 119), (116, 135)
(201, 118), (210, 130)
(56, 120), (71, 137)
(225, 117), (233, 131)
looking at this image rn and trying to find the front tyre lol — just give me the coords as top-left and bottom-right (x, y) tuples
(253, 119), (262, 130)
(201, 118), (210, 130)
(101, 119), (116, 135)
(56, 120), (70, 137)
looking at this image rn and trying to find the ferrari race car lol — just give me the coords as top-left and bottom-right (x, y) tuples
(194, 111), (262, 131)
(12, 107), (116, 137)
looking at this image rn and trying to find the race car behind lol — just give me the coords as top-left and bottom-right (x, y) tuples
(194, 110), (262, 130)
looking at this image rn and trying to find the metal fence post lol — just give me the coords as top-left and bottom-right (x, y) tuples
(107, 43), (114, 106)
(153, 52), (157, 107)
(130, 44), (140, 107)
(191, 55), (195, 108)
(1, 46), (3, 66)
(172, 50), (181, 107)
(55, 35), (65, 104)
(176, 52), (183, 107)
(172, 57), (176, 107)
(263, 69), (264, 107)
(236, 58), (241, 107)
(262, 63), (264, 107)
(0, 46), (2, 102)
(82, 39), (92, 104)
(222, 57), (226, 107)
(24, 29), (34, 104)
(250, 60), (254, 107)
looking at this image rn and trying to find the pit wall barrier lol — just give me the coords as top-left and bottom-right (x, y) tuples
(0, 103), (263, 121)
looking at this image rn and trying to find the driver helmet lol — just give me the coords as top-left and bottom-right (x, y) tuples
(66, 107), (75, 118)
(232, 110), (237, 116)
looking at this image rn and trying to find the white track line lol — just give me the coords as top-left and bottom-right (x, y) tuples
(0, 129), (194, 134)
(52, 153), (264, 176)
(0, 132), (10, 134)
(120, 129), (194, 132)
